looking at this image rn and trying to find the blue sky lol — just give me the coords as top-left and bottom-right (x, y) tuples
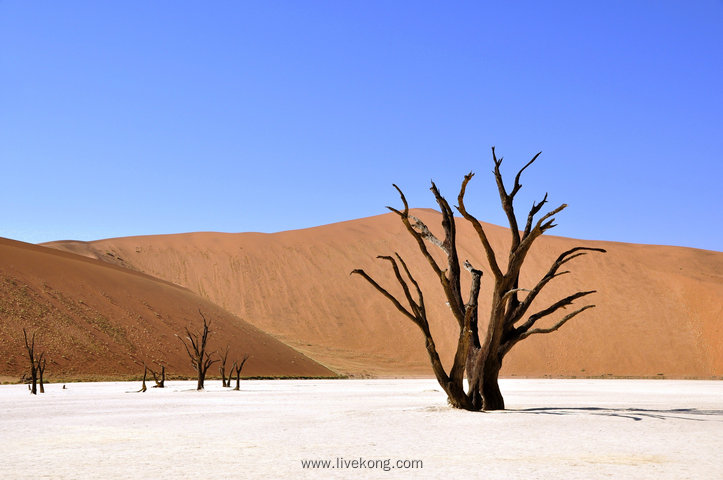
(1, 1), (721, 250)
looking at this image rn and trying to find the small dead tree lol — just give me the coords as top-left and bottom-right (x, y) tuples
(226, 363), (234, 387)
(231, 355), (250, 391)
(177, 310), (218, 390)
(138, 365), (148, 392)
(150, 364), (166, 388)
(219, 345), (230, 387)
(352, 148), (605, 411)
(22, 328), (42, 395)
(37, 354), (47, 393)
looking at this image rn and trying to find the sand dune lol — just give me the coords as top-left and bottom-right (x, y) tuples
(43, 210), (723, 378)
(0, 238), (335, 381)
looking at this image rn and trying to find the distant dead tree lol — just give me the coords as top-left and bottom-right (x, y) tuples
(138, 365), (148, 393)
(352, 148), (606, 411)
(231, 355), (250, 391)
(177, 310), (218, 390)
(150, 364), (166, 388)
(226, 362), (234, 387)
(219, 345), (230, 387)
(22, 328), (46, 395)
(37, 355), (47, 393)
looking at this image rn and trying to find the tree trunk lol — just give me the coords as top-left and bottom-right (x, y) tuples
(481, 357), (504, 411)
(38, 366), (45, 394)
(234, 369), (241, 391)
(138, 367), (148, 393)
(466, 346), (483, 410)
(29, 369), (37, 395)
(197, 370), (205, 390)
(219, 345), (229, 387)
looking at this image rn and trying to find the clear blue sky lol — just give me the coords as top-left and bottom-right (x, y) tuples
(1, 1), (721, 250)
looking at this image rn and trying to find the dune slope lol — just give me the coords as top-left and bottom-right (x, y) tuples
(43, 210), (723, 378)
(0, 238), (335, 381)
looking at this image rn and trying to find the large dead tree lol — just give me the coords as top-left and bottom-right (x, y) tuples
(177, 310), (218, 390)
(352, 148), (605, 411)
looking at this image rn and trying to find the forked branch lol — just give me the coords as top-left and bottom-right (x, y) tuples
(350, 268), (420, 327)
(507, 246), (606, 325)
(517, 290), (597, 334)
(518, 305), (596, 340)
(457, 173), (502, 279)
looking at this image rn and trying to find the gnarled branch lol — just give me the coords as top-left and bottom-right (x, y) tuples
(457, 172), (502, 279)
(517, 290), (597, 334)
(507, 247), (606, 326)
(350, 268), (420, 327)
(517, 305), (596, 340)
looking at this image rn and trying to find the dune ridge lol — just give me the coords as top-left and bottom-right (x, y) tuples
(43, 210), (723, 378)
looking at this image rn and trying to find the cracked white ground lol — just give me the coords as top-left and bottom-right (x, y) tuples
(1, 379), (721, 479)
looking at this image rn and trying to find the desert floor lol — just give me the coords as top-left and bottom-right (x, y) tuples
(1, 379), (721, 479)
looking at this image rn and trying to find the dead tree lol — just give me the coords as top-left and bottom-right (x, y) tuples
(150, 364), (165, 388)
(138, 365), (148, 392)
(177, 310), (218, 390)
(22, 329), (40, 395)
(219, 345), (230, 387)
(231, 355), (249, 391)
(226, 363), (234, 387)
(352, 148), (605, 411)
(37, 354), (47, 393)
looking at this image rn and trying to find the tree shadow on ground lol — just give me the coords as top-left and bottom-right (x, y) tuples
(508, 407), (723, 422)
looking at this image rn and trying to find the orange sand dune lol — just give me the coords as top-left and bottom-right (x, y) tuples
(44, 210), (723, 378)
(0, 238), (335, 381)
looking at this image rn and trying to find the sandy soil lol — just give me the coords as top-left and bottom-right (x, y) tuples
(0, 379), (720, 479)
(44, 210), (723, 378)
(0, 237), (334, 380)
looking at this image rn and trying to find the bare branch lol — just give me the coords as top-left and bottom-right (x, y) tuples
(523, 192), (548, 238)
(501, 288), (531, 304)
(177, 333), (197, 368)
(430, 181), (457, 255)
(457, 172), (502, 279)
(492, 148), (522, 248)
(351, 269), (420, 326)
(377, 255), (421, 319)
(392, 184), (409, 212)
(510, 151), (542, 197)
(430, 181), (466, 323)
(394, 253), (426, 318)
(518, 305), (596, 340)
(537, 203), (567, 233)
(409, 215), (447, 254)
(388, 185), (445, 280)
(508, 247), (606, 325)
(517, 290), (597, 334)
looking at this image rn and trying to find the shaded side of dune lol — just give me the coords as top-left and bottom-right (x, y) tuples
(0, 238), (336, 381)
